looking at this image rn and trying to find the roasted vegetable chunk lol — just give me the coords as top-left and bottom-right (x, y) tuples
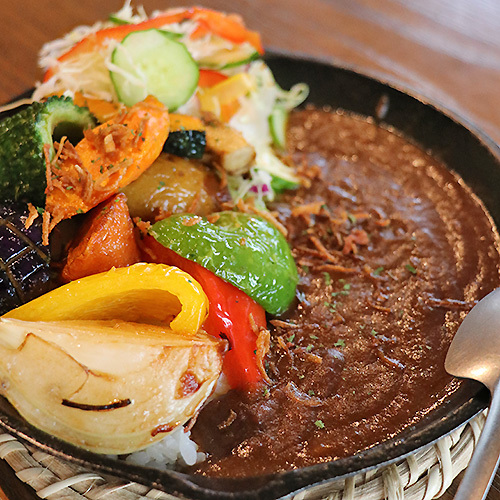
(5, 263), (208, 333)
(151, 212), (298, 315)
(163, 130), (206, 159)
(0, 202), (53, 314)
(123, 154), (222, 221)
(0, 317), (225, 454)
(0, 263), (225, 454)
(44, 96), (170, 233)
(0, 96), (96, 205)
(204, 119), (255, 175)
(61, 193), (140, 282)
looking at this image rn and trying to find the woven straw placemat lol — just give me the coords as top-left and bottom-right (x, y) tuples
(0, 412), (485, 500)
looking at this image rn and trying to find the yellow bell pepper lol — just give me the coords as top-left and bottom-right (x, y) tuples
(198, 72), (254, 121)
(4, 263), (208, 334)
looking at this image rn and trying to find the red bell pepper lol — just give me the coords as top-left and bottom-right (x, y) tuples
(141, 235), (267, 389)
(193, 9), (263, 51)
(44, 8), (264, 81)
(198, 69), (229, 88)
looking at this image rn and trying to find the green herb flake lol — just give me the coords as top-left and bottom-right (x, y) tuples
(302, 265), (310, 274)
(309, 334), (319, 340)
(76, 209), (84, 214)
(323, 272), (332, 286)
(157, 180), (166, 190)
(347, 213), (357, 224)
(308, 390), (315, 396)
(263, 387), (270, 397)
(306, 344), (314, 352)
(370, 329), (378, 337)
(334, 339), (346, 348)
(405, 263), (417, 274)
(314, 420), (325, 429)
(287, 333), (296, 343)
(373, 266), (384, 276)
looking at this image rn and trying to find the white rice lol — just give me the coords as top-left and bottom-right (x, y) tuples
(125, 374), (231, 469)
(125, 426), (204, 469)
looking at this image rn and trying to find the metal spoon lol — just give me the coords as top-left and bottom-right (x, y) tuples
(445, 287), (500, 500)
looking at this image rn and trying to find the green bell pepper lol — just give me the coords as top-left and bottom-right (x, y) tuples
(150, 211), (298, 315)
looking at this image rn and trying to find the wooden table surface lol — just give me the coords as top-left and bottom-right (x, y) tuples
(1, 0), (500, 498)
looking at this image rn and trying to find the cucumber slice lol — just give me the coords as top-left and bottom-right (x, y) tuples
(108, 14), (131, 25)
(269, 104), (288, 150)
(110, 29), (199, 110)
(256, 148), (300, 193)
(158, 30), (183, 40)
(198, 42), (259, 70)
(271, 175), (299, 193)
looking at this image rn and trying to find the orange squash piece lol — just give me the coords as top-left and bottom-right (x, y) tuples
(45, 95), (169, 232)
(61, 193), (140, 282)
(169, 113), (205, 132)
(73, 92), (123, 123)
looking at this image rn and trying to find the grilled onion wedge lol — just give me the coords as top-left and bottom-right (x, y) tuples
(0, 317), (226, 454)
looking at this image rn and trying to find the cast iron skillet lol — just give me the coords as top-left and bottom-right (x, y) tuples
(0, 50), (498, 500)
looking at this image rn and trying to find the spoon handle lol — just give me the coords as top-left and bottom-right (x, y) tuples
(454, 387), (500, 500)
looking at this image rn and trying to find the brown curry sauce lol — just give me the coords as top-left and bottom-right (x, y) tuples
(190, 108), (500, 477)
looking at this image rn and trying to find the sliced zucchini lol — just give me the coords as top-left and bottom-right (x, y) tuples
(197, 41), (259, 70)
(0, 96), (96, 204)
(110, 29), (199, 110)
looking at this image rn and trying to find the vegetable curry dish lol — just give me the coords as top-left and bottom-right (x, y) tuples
(0, 3), (499, 480)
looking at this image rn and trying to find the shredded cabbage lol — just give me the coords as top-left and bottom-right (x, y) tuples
(110, 0), (148, 24)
